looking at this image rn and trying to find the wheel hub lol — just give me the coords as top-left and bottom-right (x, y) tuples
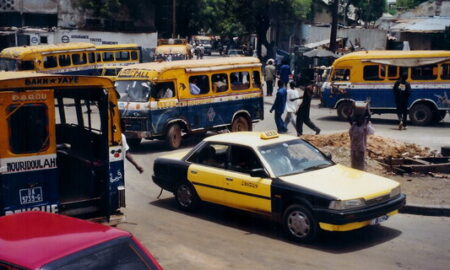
(288, 211), (310, 237)
(177, 185), (192, 207)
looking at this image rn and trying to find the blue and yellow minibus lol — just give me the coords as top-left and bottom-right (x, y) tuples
(0, 72), (125, 220)
(321, 50), (450, 125)
(115, 57), (264, 149)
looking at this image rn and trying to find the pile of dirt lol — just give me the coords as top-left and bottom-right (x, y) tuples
(301, 133), (450, 206)
(302, 132), (432, 159)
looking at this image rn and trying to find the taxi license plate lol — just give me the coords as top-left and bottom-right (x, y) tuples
(370, 215), (389, 225)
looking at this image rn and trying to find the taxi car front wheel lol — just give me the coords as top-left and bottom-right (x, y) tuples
(175, 181), (200, 211)
(283, 204), (318, 243)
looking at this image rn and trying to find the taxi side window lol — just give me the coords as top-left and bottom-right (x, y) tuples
(188, 144), (229, 168)
(229, 145), (262, 174)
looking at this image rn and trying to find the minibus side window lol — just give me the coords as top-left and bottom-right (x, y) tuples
(332, 68), (350, 81)
(19, 60), (35, 70)
(212, 73), (229, 92)
(387, 65), (399, 80)
(44, 56), (57, 68)
(440, 64), (450, 80)
(153, 82), (175, 99)
(96, 53), (102, 62)
(411, 64), (437, 80)
(231, 71), (250, 90)
(59, 54), (71, 67)
(72, 53), (87, 65)
(8, 104), (48, 154)
(115, 51), (130, 61)
(363, 65), (383, 81)
(88, 52), (96, 63)
(189, 75), (210, 95)
(131, 51), (138, 60)
(103, 52), (114, 62)
(252, 71), (262, 88)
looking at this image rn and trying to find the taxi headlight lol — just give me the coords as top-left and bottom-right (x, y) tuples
(329, 198), (366, 210)
(390, 186), (401, 198)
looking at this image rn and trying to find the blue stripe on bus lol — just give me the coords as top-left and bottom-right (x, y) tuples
(120, 97), (264, 136)
(322, 87), (450, 110)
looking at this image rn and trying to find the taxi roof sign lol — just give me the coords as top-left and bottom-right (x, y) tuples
(260, 130), (279, 140)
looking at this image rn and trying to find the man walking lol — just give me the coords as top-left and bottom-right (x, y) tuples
(264, 59), (276, 96)
(294, 84), (320, 136)
(393, 73), (411, 130)
(279, 60), (291, 86)
(270, 80), (288, 133)
(284, 81), (299, 131)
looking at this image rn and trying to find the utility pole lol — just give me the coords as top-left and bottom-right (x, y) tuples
(329, 0), (339, 52)
(172, 0), (176, 38)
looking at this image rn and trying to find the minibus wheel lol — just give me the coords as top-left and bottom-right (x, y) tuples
(337, 102), (352, 121)
(230, 116), (251, 131)
(166, 123), (182, 149)
(409, 103), (433, 126)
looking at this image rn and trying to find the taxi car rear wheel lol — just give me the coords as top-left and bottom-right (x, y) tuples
(282, 204), (318, 243)
(175, 181), (200, 211)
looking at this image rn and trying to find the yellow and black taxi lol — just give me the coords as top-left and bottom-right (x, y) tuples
(152, 131), (406, 243)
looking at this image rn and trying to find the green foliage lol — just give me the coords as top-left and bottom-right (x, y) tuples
(79, 0), (152, 18)
(351, 0), (387, 23)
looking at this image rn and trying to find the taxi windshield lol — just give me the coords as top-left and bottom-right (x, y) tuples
(115, 80), (151, 102)
(258, 139), (333, 177)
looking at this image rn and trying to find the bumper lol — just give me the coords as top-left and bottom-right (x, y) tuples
(314, 193), (406, 230)
(319, 210), (398, 232)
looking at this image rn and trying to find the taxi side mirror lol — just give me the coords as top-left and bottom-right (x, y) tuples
(324, 152), (332, 160)
(250, 168), (268, 178)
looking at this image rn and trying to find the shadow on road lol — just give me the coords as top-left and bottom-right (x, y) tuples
(150, 196), (402, 253)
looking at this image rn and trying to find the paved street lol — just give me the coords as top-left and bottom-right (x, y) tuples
(261, 94), (450, 151)
(118, 99), (450, 269)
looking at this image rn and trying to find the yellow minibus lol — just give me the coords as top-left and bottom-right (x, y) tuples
(116, 57), (264, 149)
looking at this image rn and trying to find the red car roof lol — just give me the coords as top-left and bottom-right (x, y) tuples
(0, 211), (131, 269)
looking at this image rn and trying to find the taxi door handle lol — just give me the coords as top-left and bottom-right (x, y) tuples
(191, 170), (198, 174)
(225, 177), (233, 181)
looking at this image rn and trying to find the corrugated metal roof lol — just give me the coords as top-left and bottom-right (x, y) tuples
(390, 17), (450, 33)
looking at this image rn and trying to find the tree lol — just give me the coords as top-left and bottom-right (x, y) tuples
(350, 0), (386, 26)
(229, 0), (312, 59)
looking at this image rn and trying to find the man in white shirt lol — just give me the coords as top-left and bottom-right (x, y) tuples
(284, 81), (300, 131)
(190, 78), (201, 95)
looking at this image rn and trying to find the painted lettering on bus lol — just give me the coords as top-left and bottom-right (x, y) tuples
(5, 204), (58, 215)
(7, 158), (57, 173)
(119, 69), (150, 78)
(12, 93), (47, 102)
(25, 76), (79, 86)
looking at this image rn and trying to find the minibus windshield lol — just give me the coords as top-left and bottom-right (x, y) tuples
(115, 80), (151, 102)
(0, 58), (17, 71)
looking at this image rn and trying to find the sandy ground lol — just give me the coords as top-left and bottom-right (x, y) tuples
(302, 133), (450, 206)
